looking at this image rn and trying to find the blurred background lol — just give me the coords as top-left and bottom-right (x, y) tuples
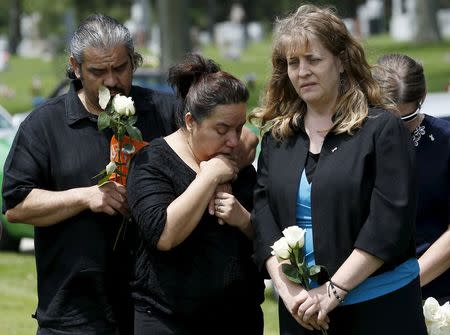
(0, 1), (450, 334)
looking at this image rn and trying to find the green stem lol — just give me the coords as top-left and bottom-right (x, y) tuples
(112, 137), (127, 250)
(113, 216), (128, 250)
(302, 269), (311, 290)
(116, 138), (123, 182)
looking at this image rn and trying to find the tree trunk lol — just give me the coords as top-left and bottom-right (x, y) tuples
(157, 0), (191, 73)
(415, 0), (441, 42)
(8, 0), (22, 55)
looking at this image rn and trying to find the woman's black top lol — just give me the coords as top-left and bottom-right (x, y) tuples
(252, 108), (418, 278)
(413, 114), (450, 300)
(127, 138), (264, 321)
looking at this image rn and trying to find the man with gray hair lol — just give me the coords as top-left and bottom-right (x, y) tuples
(2, 13), (258, 335)
(2, 14), (178, 335)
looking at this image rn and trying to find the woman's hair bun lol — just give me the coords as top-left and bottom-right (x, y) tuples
(168, 53), (220, 99)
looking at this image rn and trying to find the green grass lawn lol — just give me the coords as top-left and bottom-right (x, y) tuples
(0, 55), (66, 115)
(205, 35), (450, 112)
(0, 252), (38, 335)
(0, 251), (280, 334)
(1, 35), (450, 116)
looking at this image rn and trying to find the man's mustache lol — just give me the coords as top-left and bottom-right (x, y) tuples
(106, 87), (126, 96)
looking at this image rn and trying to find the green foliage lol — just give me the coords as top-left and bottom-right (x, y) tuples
(187, 0), (366, 28)
(203, 38), (272, 114)
(364, 34), (450, 92)
(125, 124), (142, 142)
(282, 263), (303, 284)
(2, 36), (450, 117)
(0, 56), (63, 115)
(0, 252), (37, 335)
(263, 286), (280, 335)
(97, 112), (112, 130)
(203, 36), (450, 114)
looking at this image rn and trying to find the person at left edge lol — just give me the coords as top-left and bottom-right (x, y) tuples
(1, 14), (258, 335)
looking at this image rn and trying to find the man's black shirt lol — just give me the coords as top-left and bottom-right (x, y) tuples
(2, 80), (178, 332)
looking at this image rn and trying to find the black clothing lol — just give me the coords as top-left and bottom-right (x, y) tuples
(252, 108), (418, 279)
(305, 152), (319, 184)
(279, 276), (426, 335)
(2, 80), (178, 334)
(127, 138), (264, 333)
(134, 300), (263, 335)
(253, 108), (422, 334)
(413, 115), (450, 302)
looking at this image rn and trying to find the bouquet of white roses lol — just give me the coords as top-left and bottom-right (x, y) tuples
(271, 226), (328, 334)
(271, 226), (324, 290)
(423, 297), (450, 335)
(95, 86), (147, 249)
(95, 85), (145, 186)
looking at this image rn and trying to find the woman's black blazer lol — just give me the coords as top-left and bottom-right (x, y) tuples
(252, 108), (418, 278)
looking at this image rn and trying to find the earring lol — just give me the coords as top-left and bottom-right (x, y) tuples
(339, 72), (346, 96)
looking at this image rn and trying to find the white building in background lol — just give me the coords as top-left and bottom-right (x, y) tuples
(0, 36), (9, 72)
(357, 0), (384, 37)
(356, 0), (450, 41)
(390, 0), (418, 40)
(390, 0), (450, 41)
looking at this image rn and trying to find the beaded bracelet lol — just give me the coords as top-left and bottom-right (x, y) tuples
(329, 280), (349, 293)
(327, 281), (345, 304)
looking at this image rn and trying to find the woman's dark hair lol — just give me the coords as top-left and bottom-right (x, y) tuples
(373, 54), (426, 107)
(168, 53), (249, 128)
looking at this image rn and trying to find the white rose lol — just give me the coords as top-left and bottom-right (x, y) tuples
(427, 322), (450, 335)
(282, 226), (306, 248)
(98, 85), (111, 110)
(441, 302), (450, 322)
(113, 94), (135, 116)
(438, 324), (450, 335)
(424, 297), (442, 322)
(106, 161), (117, 175)
(271, 237), (291, 260)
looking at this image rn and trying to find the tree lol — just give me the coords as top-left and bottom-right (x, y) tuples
(415, 0), (442, 42)
(8, 0), (21, 54)
(157, 0), (191, 72)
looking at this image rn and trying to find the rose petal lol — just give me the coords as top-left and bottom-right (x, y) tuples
(98, 86), (111, 110)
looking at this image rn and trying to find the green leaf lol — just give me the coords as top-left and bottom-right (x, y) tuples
(126, 125), (143, 141)
(106, 103), (114, 113)
(289, 253), (297, 266)
(92, 169), (106, 179)
(98, 175), (111, 186)
(126, 115), (138, 126)
(97, 112), (111, 131)
(282, 263), (302, 284)
(117, 124), (126, 139)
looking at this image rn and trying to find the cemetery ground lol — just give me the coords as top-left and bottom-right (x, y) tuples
(0, 35), (450, 334)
